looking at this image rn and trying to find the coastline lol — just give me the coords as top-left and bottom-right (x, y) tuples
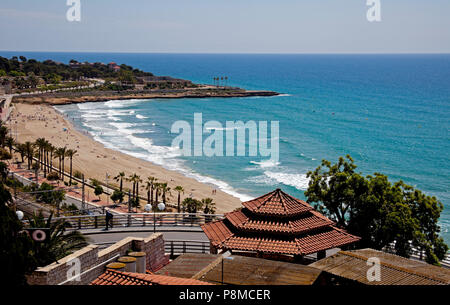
(10, 101), (245, 213)
(12, 88), (280, 105)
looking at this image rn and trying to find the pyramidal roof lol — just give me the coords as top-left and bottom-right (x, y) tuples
(202, 189), (360, 256)
(242, 188), (313, 217)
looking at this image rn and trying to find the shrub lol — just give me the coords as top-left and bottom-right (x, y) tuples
(47, 172), (59, 181)
(94, 185), (103, 198)
(182, 198), (203, 214)
(0, 148), (12, 160)
(73, 171), (83, 179)
(110, 190), (124, 204)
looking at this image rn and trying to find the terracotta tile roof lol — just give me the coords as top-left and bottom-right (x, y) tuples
(295, 227), (361, 255)
(225, 236), (299, 255)
(202, 189), (361, 256)
(199, 255), (323, 285)
(91, 269), (213, 285)
(220, 227), (360, 256)
(225, 209), (334, 234)
(201, 221), (234, 247)
(310, 248), (450, 285)
(242, 188), (313, 217)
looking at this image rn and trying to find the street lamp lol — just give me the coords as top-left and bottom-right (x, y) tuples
(16, 210), (24, 220)
(221, 255), (234, 285)
(144, 203), (152, 212)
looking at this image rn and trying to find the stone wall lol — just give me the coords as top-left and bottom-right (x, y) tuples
(26, 233), (167, 285)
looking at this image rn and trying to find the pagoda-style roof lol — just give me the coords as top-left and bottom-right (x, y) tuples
(202, 189), (360, 256)
(242, 188), (313, 217)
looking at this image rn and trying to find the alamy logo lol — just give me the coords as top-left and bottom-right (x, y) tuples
(66, 258), (81, 282)
(66, 0), (81, 22)
(366, 257), (381, 282)
(366, 0), (381, 22)
(171, 113), (279, 162)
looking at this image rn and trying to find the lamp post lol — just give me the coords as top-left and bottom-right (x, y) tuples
(221, 255), (234, 285)
(105, 172), (109, 205)
(16, 210), (24, 220)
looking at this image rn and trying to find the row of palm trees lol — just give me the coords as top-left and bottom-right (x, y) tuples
(212, 76), (228, 88)
(114, 172), (185, 212)
(11, 137), (77, 184)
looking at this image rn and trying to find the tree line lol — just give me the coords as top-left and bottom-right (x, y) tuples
(305, 155), (448, 265)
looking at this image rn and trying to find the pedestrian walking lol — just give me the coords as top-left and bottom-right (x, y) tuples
(105, 210), (113, 231)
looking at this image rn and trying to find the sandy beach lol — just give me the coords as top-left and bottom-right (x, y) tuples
(9, 102), (243, 213)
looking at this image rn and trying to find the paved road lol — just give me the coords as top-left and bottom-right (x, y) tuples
(12, 171), (209, 248)
(86, 229), (209, 247)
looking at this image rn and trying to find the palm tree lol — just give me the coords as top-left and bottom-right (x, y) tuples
(24, 141), (34, 170)
(66, 149), (77, 185)
(127, 173), (141, 209)
(146, 176), (157, 205)
(114, 172), (126, 193)
(202, 198), (216, 214)
(174, 186), (184, 213)
(60, 146), (67, 180)
(135, 175), (142, 212)
(5, 136), (14, 155)
(160, 183), (171, 205)
(0, 125), (8, 148)
(34, 138), (46, 171)
(154, 182), (161, 206)
(54, 148), (65, 180)
(27, 212), (88, 266)
(0, 161), (8, 182)
(47, 144), (55, 173)
(42, 140), (50, 176)
(17, 143), (26, 163)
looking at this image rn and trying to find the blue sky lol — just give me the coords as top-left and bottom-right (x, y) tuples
(0, 0), (449, 53)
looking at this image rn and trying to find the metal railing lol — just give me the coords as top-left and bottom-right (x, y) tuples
(51, 212), (224, 231)
(94, 239), (211, 257)
(165, 239), (210, 257)
(384, 243), (450, 268)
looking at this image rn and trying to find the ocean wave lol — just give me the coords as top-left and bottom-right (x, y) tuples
(82, 122), (106, 131)
(276, 94), (292, 97)
(107, 109), (135, 116)
(81, 113), (107, 121)
(115, 145), (253, 202)
(136, 114), (148, 119)
(127, 135), (182, 159)
(109, 122), (150, 136)
(263, 171), (310, 190)
(77, 103), (101, 110)
(249, 159), (280, 168)
(105, 99), (145, 108)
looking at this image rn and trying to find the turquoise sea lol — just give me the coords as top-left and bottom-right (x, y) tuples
(2, 52), (449, 243)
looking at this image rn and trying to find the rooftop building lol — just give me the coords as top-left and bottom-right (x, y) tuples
(91, 269), (212, 285)
(310, 248), (450, 285)
(202, 189), (360, 262)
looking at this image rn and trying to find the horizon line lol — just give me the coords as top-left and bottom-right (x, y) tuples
(1, 50), (450, 56)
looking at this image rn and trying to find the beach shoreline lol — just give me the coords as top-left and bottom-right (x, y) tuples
(9, 101), (245, 214)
